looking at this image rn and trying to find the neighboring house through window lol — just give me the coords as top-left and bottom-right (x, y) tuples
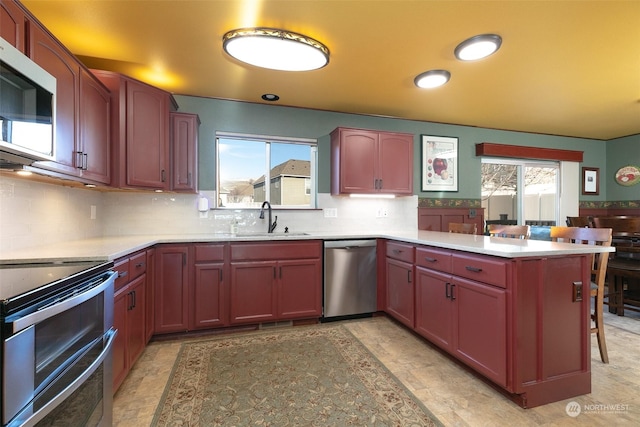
(216, 132), (317, 209)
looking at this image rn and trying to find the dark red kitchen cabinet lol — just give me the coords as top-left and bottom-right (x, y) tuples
(78, 68), (111, 184)
(331, 127), (413, 195)
(112, 285), (128, 391)
(29, 22), (79, 174)
(277, 259), (322, 319)
(230, 262), (278, 324)
(385, 241), (415, 328)
(92, 70), (174, 190)
(452, 276), (507, 387)
(171, 112), (199, 193)
(126, 78), (170, 189)
(125, 275), (146, 371)
(415, 267), (453, 350)
(229, 241), (322, 325)
(191, 243), (227, 329)
(145, 248), (155, 342)
(1, 0), (27, 52)
(154, 245), (190, 333)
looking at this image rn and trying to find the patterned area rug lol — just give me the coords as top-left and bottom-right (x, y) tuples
(152, 324), (442, 426)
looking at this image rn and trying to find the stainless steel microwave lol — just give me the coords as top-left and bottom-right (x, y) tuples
(0, 36), (56, 166)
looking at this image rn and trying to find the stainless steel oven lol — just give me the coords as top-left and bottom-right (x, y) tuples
(0, 261), (116, 427)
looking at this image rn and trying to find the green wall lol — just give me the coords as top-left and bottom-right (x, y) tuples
(605, 134), (640, 201)
(174, 95), (635, 202)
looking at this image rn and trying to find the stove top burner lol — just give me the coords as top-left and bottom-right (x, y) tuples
(0, 261), (113, 314)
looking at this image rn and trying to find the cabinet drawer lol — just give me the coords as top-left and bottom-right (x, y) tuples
(129, 251), (147, 279)
(194, 244), (225, 262)
(113, 258), (130, 291)
(415, 247), (452, 272)
(452, 254), (508, 288)
(231, 241), (322, 261)
(386, 241), (414, 263)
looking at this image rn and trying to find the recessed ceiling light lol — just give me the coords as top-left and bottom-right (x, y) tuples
(262, 94), (280, 101)
(454, 34), (502, 61)
(414, 70), (451, 89)
(223, 27), (330, 71)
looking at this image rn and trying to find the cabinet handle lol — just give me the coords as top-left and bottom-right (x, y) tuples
(187, 172), (192, 186)
(379, 178), (383, 189)
(407, 269), (412, 283)
(162, 169), (166, 182)
(132, 290), (136, 309)
(465, 266), (483, 273)
(445, 282), (451, 299)
(76, 151), (84, 169)
(392, 249), (403, 255)
(83, 153), (88, 170)
(135, 262), (145, 268)
(450, 284), (456, 300)
(118, 271), (128, 279)
(219, 270), (223, 282)
(424, 257), (437, 263)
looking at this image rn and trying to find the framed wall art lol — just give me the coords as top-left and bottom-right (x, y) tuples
(421, 135), (458, 192)
(582, 167), (599, 195)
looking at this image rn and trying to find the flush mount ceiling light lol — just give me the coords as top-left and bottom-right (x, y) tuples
(414, 70), (451, 89)
(261, 93), (280, 101)
(223, 27), (330, 71)
(454, 34), (502, 61)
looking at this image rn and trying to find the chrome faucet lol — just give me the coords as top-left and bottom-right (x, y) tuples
(259, 201), (277, 233)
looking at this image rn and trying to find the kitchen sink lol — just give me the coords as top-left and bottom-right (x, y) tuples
(236, 232), (310, 237)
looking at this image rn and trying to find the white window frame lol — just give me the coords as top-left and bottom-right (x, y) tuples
(216, 131), (317, 209)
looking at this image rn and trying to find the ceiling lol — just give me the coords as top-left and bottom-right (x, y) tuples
(21, 0), (640, 141)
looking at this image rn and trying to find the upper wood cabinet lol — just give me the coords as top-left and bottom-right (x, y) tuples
(92, 70), (176, 190)
(331, 127), (414, 195)
(0, 0), (27, 52)
(170, 112), (199, 193)
(2, 1), (111, 184)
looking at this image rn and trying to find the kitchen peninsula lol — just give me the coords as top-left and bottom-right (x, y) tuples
(0, 231), (613, 408)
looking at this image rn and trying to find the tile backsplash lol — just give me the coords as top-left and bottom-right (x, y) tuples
(1, 176), (418, 251)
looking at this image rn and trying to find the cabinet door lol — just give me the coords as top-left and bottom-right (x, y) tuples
(385, 257), (414, 328)
(154, 245), (189, 333)
(277, 259), (322, 319)
(415, 267), (453, 350)
(145, 249), (155, 343)
(333, 129), (378, 194)
(230, 261), (277, 324)
(29, 23), (79, 175)
(126, 274), (146, 367)
(378, 132), (413, 194)
(452, 276), (507, 387)
(112, 285), (129, 391)
(192, 262), (226, 329)
(171, 112), (199, 192)
(1, 0), (26, 51)
(126, 79), (169, 189)
(78, 69), (111, 184)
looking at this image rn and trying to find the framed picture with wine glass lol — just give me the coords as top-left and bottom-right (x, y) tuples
(421, 135), (458, 192)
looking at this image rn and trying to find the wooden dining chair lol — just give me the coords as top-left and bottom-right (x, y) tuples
(550, 226), (613, 363)
(487, 224), (530, 239)
(566, 216), (593, 228)
(448, 222), (477, 234)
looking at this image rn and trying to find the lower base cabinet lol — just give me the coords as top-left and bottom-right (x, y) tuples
(112, 251), (148, 392)
(191, 244), (227, 329)
(229, 241), (322, 325)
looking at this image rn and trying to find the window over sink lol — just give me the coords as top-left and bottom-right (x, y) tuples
(216, 132), (317, 209)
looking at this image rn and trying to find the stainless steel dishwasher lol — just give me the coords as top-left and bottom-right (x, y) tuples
(323, 239), (377, 319)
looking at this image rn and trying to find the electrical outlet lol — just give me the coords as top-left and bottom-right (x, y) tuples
(324, 208), (338, 218)
(376, 208), (389, 218)
(469, 209), (477, 218)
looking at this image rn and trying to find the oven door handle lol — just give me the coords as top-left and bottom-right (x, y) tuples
(9, 271), (117, 334)
(11, 328), (117, 427)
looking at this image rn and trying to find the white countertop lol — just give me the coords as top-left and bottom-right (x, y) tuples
(0, 230), (614, 264)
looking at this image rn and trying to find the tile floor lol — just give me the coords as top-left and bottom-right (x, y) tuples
(113, 309), (640, 426)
